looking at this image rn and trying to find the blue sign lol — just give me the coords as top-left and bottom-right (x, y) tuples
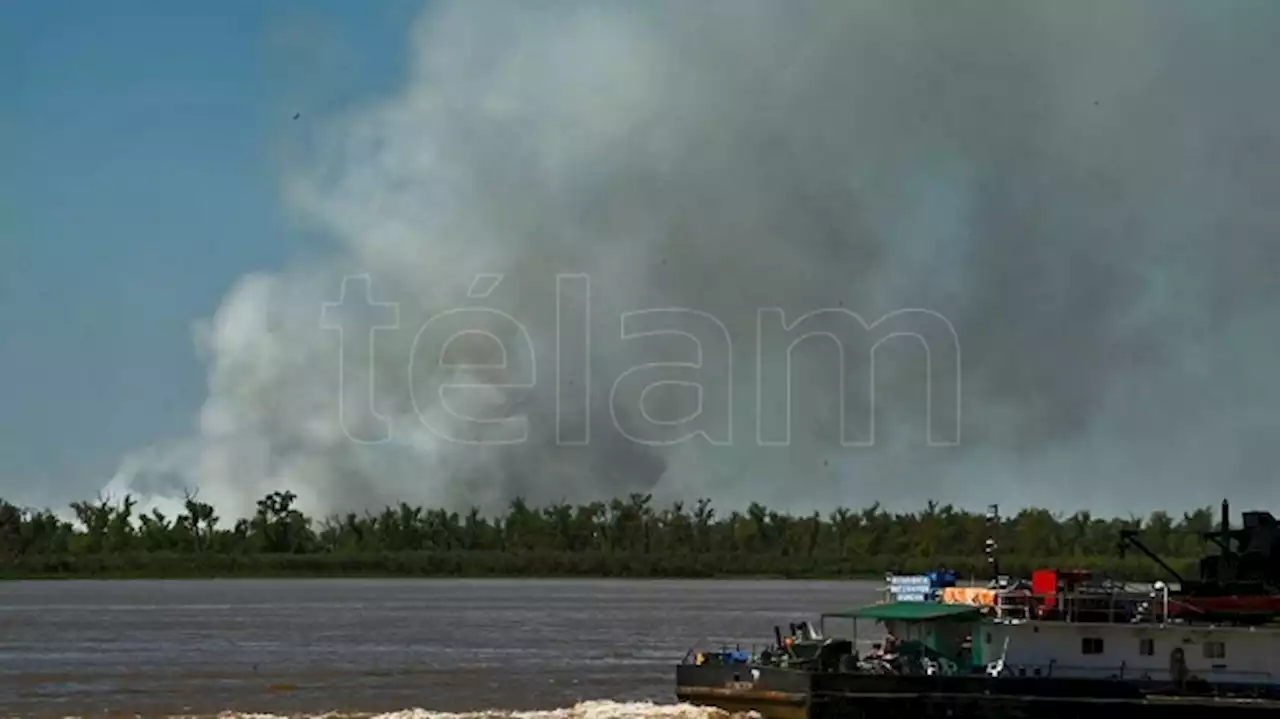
(888, 574), (932, 587)
(886, 573), (951, 602)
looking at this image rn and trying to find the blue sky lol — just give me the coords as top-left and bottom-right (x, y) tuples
(2, 0), (422, 507)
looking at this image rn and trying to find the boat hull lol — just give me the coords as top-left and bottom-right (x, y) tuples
(676, 664), (1280, 718)
(675, 665), (810, 719)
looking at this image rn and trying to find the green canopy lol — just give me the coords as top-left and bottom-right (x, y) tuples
(822, 601), (981, 623)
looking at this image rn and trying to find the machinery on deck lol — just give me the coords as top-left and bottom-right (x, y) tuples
(1119, 499), (1280, 623)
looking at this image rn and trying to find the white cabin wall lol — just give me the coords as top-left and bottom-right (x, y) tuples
(981, 621), (1280, 685)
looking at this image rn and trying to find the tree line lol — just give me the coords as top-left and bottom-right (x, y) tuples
(0, 490), (1222, 579)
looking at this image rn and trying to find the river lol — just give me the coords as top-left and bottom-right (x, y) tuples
(0, 578), (884, 717)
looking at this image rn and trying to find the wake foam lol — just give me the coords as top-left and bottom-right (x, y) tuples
(172, 701), (756, 719)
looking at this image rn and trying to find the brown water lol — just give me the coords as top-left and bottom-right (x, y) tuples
(0, 578), (882, 718)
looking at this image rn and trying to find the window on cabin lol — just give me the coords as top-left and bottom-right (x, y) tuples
(1203, 641), (1226, 659)
(1139, 638), (1154, 656)
(1081, 637), (1104, 655)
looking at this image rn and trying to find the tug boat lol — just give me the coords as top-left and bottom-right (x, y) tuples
(675, 501), (1280, 718)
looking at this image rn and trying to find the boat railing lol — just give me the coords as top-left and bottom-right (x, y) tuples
(880, 578), (1176, 625)
(991, 588), (1174, 624)
(999, 661), (1276, 683)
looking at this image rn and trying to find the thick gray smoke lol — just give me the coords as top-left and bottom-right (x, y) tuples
(106, 0), (1280, 519)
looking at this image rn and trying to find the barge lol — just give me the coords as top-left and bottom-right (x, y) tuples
(675, 501), (1280, 717)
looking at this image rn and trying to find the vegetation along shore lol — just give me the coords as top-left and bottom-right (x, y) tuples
(0, 491), (1219, 579)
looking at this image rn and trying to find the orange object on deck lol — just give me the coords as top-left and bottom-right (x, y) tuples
(941, 586), (996, 606)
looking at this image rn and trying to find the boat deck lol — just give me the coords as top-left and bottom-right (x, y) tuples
(676, 664), (1280, 718)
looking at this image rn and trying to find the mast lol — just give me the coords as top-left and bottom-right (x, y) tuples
(985, 504), (1000, 580)
(1222, 499), (1231, 560)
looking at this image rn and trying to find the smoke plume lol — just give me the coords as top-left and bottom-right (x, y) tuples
(106, 0), (1280, 519)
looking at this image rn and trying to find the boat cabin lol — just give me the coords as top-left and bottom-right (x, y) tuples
(981, 617), (1280, 685)
(821, 601), (984, 671)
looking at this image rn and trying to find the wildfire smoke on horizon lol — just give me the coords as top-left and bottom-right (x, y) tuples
(105, 0), (1280, 520)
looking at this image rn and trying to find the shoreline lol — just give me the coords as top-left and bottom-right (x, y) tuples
(0, 573), (883, 581)
(0, 552), (1194, 582)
